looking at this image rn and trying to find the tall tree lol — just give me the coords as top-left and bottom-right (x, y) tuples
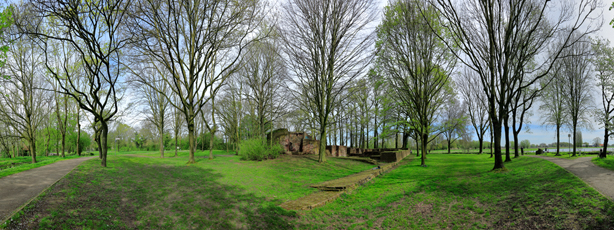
(441, 97), (466, 154)
(128, 0), (265, 164)
(0, 12), (47, 163)
(279, 0), (376, 162)
(592, 38), (614, 158)
(457, 68), (489, 154)
(430, 0), (600, 170)
(241, 37), (289, 143)
(378, 0), (455, 166)
(135, 64), (170, 158)
(27, 0), (131, 167)
(510, 86), (536, 158)
(539, 69), (567, 156)
(561, 36), (594, 157)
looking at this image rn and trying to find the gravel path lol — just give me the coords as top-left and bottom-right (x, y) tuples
(527, 155), (614, 200)
(0, 157), (95, 221)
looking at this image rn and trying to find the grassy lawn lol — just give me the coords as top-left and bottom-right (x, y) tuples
(0, 154), (94, 179)
(296, 154), (614, 229)
(0, 149), (231, 179)
(4, 152), (614, 229)
(4, 150), (375, 229)
(592, 157), (614, 171)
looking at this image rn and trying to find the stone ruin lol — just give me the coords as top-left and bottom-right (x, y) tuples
(267, 128), (410, 161)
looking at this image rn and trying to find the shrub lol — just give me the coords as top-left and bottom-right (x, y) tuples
(239, 138), (284, 161)
(536, 148), (543, 155)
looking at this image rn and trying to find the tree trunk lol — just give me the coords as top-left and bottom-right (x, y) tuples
(187, 114), (196, 163)
(61, 132), (66, 158)
(555, 124), (561, 156)
(28, 139), (36, 163)
(447, 137), (451, 154)
(492, 121), (504, 170)
(504, 118), (512, 162)
(478, 137), (483, 155)
(100, 122), (109, 167)
(603, 127), (608, 158)
(319, 129), (327, 163)
(572, 122), (577, 157)
(416, 135), (419, 157)
(77, 121), (81, 156)
(421, 133), (427, 166)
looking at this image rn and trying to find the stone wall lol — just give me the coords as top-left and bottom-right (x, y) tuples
(380, 150), (412, 162)
(302, 139), (320, 155)
(326, 145), (348, 157)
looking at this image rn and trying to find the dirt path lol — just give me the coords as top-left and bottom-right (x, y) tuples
(0, 157), (95, 221)
(527, 155), (614, 200)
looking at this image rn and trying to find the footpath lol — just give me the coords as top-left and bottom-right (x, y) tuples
(528, 155), (614, 200)
(0, 157), (94, 222)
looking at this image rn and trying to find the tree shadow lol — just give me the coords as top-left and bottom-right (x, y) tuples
(6, 158), (296, 229)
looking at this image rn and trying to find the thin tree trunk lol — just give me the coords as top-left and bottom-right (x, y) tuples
(504, 118), (512, 162)
(604, 127), (609, 158)
(555, 124), (561, 156)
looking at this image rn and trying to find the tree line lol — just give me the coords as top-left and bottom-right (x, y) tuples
(0, 0), (607, 171)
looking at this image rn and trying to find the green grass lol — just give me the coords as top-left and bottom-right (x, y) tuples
(5, 150), (375, 229)
(5, 152), (614, 229)
(296, 154), (614, 229)
(0, 154), (93, 179)
(592, 157), (614, 171)
(0, 149), (233, 179)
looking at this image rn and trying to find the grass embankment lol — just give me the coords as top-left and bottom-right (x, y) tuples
(5, 152), (614, 229)
(0, 154), (93, 179)
(5, 150), (374, 229)
(593, 157), (614, 171)
(297, 154), (614, 229)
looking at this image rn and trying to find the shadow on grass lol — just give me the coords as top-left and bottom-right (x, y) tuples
(411, 157), (614, 229)
(6, 158), (296, 229)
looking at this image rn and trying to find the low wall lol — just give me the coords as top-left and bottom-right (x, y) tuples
(380, 150), (411, 163)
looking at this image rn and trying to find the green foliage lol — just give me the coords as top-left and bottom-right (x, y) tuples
(239, 138), (283, 161)
(520, 139), (531, 148)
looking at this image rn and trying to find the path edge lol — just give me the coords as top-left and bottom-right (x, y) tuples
(0, 157), (95, 227)
(527, 155), (613, 201)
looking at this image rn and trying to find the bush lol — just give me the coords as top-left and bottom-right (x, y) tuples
(239, 138), (284, 161)
(536, 148), (543, 155)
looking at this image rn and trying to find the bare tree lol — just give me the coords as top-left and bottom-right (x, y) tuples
(378, 0), (455, 166)
(441, 97), (466, 154)
(510, 86), (536, 158)
(134, 64), (170, 158)
(457, 68), (489, 154)
(0, 26), (48, 163)
(279, 0), (376, 162)
(429, 0), (601, 169)
(561, 36), (594, 157)
(241, 37), (289, 143)
(127, 0), (265, 164)
(539, 69), (567, 156)
(592, 38), (614, 158)
(26, 0), (132, 167)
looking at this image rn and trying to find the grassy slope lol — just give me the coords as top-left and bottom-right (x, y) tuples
(5, 150), (374, 229)
(6, 153), (614, 229)
(593, 157), (614, 171)
(297, 154), (614, 229)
